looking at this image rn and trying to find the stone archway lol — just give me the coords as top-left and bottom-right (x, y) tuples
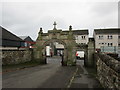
(33, 24), (76, 66)
(75, 44), (88, 66)
(42, 39), (68, 65)
(33, 22), (95, 67)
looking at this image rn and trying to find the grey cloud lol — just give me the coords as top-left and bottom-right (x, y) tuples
(118, 1), (120, 28)
(1, 2), (118, 40)
(90, 2), (118, 16)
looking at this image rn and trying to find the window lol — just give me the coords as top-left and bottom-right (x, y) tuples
(80, 43), (86, 45)
(98, 35), (103, 39)
(99, 43), (104, 45)
(119, 44), (120, 46)
(108, 43), (113, 46)
(108, 35), (112, 39)
(29, 43), (31, 46)
(76, 36), (78, 40)
(81, 36), (85, 39)
(118, 36), (120, 39)
(24, 42), (27, 47)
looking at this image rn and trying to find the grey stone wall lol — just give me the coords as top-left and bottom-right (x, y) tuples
(95, 53), (120, 89)
(2, 50), (32, 65)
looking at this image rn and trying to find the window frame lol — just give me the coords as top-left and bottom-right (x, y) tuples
(108, 43), (113, 46)
(118, 36), (120, 39)
(108, 35), (113, 39)
(81, 35), (86, 39)
(98, 35), (103, 39)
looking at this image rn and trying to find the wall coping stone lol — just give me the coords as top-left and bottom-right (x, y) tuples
(97, 53), (120, 73)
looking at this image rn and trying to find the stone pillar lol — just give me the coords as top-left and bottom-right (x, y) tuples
(87, 38), (95, 67)
(37, 27), (43, 40)
(84, 46), (88, 67)
(66, 40), (76, 66)
(33, 40), (47, 64)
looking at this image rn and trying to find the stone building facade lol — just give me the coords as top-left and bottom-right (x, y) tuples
(93, 28), (119, 50)
(73, 30), (89, 44)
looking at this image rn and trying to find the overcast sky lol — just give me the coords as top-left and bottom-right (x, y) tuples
(1, 0), (119, 40)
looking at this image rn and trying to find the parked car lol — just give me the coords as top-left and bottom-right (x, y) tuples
(76, 51), (84, 60)
(46, 46), (51, 57)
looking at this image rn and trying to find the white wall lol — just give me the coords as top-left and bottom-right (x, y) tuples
(75, 35), (88, 44)
(94, 34), (118, 49)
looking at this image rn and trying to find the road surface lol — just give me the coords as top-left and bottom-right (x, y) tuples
(2, 57), (101, 89)
(2, 56), (77, 88)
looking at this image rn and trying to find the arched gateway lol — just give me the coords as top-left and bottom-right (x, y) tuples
(33, 22), (95, 66)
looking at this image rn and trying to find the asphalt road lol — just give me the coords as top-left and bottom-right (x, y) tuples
(2, 56), (77, 88)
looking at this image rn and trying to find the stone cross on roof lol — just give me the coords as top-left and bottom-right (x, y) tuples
(53, 21), (57, 30)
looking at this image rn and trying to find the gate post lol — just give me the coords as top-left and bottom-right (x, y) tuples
(87, 38), (95, 67)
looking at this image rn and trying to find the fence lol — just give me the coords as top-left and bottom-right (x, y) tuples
(100, 46), (118, 53)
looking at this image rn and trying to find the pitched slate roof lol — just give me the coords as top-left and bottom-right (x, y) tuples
(61, 30), (89, 35)
(0, 26), (23, 41)
(94, 28), (120, 34)
(72, 30), (89, 35)
(19, 36), (34, 42)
